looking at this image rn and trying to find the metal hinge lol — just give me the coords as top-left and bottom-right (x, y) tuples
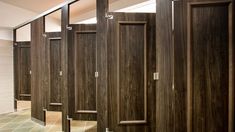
(59, 71), (63, 76)
(106, 128), (113, 132)
(153, 72), (159, 80)
(105, 13), (113, 19)
(66, 26), (72, 30)
(67, 115), (73, 121)
(95, 72), (99, 78)
(29, 70), (32, 75)
(172, 83), (175, 91)
(42, 34), (47, 37)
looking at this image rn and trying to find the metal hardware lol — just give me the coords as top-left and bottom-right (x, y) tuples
(14, 43), (17, 46)
(42, 34), (47, 37)
(105, 13), (113, 19)
(95, 72), (99, 78)
(67, 115), (73, 121)
(59, 71), (63, 76)
(106, 128), (113, 132)
(43, 108), (47, 112)
(172, 84), (175, 91)
(153, 72), (159, 80)
(29, 70), (32, 75)
(66, 26), (72, 30)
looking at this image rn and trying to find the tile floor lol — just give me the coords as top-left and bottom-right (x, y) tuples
(0, 103), (97, 132)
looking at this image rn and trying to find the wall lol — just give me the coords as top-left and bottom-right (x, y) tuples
(0, 38), (14, 114)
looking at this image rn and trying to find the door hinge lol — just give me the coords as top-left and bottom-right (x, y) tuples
(106, 128), (113, 132)
(153, 72), (159, 80)
(105, 13), (113, 19)
(66, 26), (72, 30)
(67, 115), (73, 121)
(172, 83), (175, 91)
(59, 71), (63, 76)
(42, 34), (47, 37)
(29, 70), (32, 75)
(95, 72), (99, 78)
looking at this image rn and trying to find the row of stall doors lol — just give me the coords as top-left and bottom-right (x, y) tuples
(16, 10), (231, 132)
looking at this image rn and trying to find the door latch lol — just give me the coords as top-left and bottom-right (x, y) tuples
(95, 72), (99, 78)
(59, 71), (63, 76)
(29, 70), (32, 75)
(105, 13), (113, 19)
(66, 26), (72, 30)
(153, 72), (159, 80)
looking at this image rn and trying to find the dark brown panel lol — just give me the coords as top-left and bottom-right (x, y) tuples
(96, 0), (109, 131)
(31, 17), (46, 123)
(13, 29), (17, 110)
(61, 4), (70, 132)
(107, 13), (156, 132)
(187, 2), (232, 132)
(117, 22), (147, 124)
(68, 24), (97, 121)
(45, 32), (62, 111)
(18, 42), (31, 101)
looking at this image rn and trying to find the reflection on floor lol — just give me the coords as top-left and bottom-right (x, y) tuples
(71, 120), (97, 132)
(0, 109), (97, 132)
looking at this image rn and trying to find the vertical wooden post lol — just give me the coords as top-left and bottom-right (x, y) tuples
(97, 0), (109, 131)
(61, 4), (70, 132)
(13, 29), (17, 111)
(156, 0), (174, 131)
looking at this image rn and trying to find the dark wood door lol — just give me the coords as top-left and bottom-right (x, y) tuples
(45, 32), (62, 111)
(68, 24), (97, 120)
(173, 0), (234, 132)
(18, 42), (31, 101)
(107, 13), (156, 132)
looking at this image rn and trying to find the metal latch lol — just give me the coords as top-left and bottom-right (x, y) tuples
(95, 72), (99, 78)
(59, 71), (63, 76)
(105, 13), (113, 19)
(29, 70), (32, 75)
(153, 72), (159, 80)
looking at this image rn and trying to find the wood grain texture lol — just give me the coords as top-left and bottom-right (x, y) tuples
(173, 0), (234, 132)
(61, 4), (70, 132)
(31, 17), (46, 123)
(17, 42), (31, 101)
(107, 13), (156, 132)
(156, 0), (174, 131)
(187, 1), (232, 132)
(45, 32), (62, 112)
(97, 0), (109, 131)
(68, 24), (97, 121)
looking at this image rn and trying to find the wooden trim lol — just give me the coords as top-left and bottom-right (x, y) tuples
(48, 37), (62, 40)
(50, 103), (62, 106)
(19, 94), (31, 97)
(74, 30), (97, 114)
(76, 110), (97, 114)
(228, 2), (234, 132)
(117, 21), (147, 125)
(76, 30), (97, 34)
(187, 1), (233, 132)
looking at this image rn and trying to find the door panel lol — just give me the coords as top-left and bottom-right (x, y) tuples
(18, 42), (31, 101)
(69, 24), (97, 120)
(46, 32), (62, 111)
(187, 2), (232, 132)
(107, 13), (156, 131)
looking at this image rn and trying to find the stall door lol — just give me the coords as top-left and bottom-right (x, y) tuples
(45, 32), (62, 111)
(68, 24), (97, 120)
(18, 42), (31, 101)
(107, 13), (156, 132)
(173, 0), (234, 132)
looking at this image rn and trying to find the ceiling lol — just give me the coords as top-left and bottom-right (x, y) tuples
(0, 0), (64, 13)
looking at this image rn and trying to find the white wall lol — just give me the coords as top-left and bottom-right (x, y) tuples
(0, 39), (14, 114)
(0, 29), (13, 41)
